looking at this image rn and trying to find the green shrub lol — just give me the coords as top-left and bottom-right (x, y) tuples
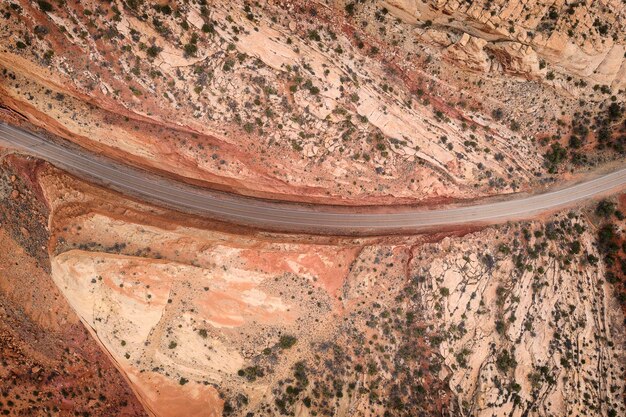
(543, 142), (567, 173)
(146, 45), (161, 58)
(496, 350), (517, 372)
(595, 200), (616, 218)
(38, 1), (53, 12)
(279, 335), (297, 349)
(237, 366), (264, 381)
(184, 43), (197, 57)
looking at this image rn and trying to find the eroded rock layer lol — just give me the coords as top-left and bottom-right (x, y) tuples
(1, 0), (624, 204)
(0, 157), (147, 417)
(11, 158), (622, 417)
(0, 1), (625, 416)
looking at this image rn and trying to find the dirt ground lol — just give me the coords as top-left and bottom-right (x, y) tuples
(0, 157), (146, 417)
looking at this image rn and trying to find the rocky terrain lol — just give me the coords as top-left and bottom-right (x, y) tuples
(0, 156), (147, 416)
(0, 0), (624, 204)
(0, 1), (625, 417)
(0, 153), (621, 416)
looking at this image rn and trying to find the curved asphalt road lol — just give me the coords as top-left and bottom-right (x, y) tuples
(1, 123), (625, 235)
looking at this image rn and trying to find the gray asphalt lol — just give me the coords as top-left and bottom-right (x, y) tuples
(1, 123), (625, 235)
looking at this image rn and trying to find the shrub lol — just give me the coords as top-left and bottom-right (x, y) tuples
(595, 200), (616, 218)
(308, 30), (321, 42)
(543, 142), (567, 173)
(146, 45), (161, 58)
(38, 1), (53, 12)
(243, 123), (254, 133)
(43, 50), (54, 64)
(183, 33), (199, 57)
(587, 254), (599, 265)
(568, 135), (582, 149)
(608, 102), (623, 120)
(496, 350), (517, 372)
(238, 366), (264, 381)
(184, 42), (198, 57)
(495, 320), (506, 335)
(597, 224), (618, 255)
(606, 272), (619, 284)
(367, 362), (377, 375)
(279, 335), (297, 349)
(223, 59), (235, 71)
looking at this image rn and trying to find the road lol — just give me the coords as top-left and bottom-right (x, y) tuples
(1, 123), (625, 235)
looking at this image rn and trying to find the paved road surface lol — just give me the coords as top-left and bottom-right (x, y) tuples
(1, 123), (625, 235)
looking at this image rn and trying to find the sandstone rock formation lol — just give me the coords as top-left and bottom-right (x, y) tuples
(1, 0), (623, 206)
(2, 157), (619, 417)
(384, 0), (626, 88)
(416, 224), (625, 416)
(0, 1), (625, 416)
(0, 158), (147, 417)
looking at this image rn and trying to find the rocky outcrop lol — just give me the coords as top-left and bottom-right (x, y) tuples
(0, 2), (624, 415)
(384, 0), (626, 87)
(17, 161), (624, 417)
(486, 42), (540, 76)
(443, 33), (491, 72)
(2, 0), (606, 207)
(413, 219), (625, 416)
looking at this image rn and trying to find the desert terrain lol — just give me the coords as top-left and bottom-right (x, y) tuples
(1, 0), (624, 203)
(0, 1), (625, 416)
